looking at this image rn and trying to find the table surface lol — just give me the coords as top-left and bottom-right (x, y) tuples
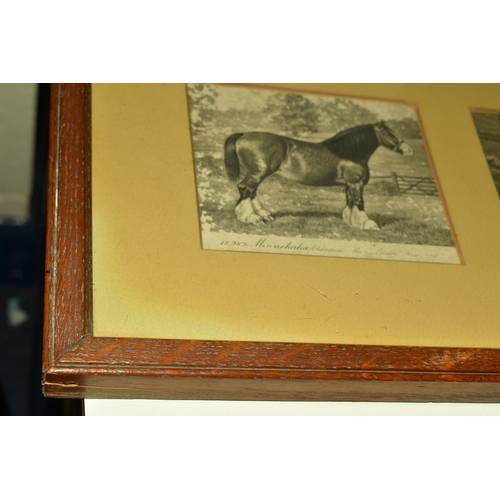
(84, 399), (500, 416)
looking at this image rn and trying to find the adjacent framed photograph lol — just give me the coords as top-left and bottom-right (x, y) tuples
(42, 84), (500, 401)
(471, 108), (500, 198)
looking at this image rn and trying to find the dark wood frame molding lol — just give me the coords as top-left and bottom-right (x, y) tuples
(42, 83), (500, 402)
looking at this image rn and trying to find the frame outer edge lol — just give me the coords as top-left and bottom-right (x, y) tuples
(42, 83), (60, 373)
(41, 83), (500, 403)
(42, 84), (93, 382)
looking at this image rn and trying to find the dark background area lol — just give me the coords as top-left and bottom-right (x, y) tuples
(0, 84), (81, 415)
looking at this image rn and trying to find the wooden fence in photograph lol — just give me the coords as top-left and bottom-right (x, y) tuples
(373, 172), (439, 197)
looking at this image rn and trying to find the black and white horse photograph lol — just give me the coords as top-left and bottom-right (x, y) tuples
(187, 84), (458, 263)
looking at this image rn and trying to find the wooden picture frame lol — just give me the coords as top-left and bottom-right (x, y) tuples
(42, 83), (500, 402)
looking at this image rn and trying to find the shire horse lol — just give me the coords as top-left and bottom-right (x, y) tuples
(224, 121), (413, 230)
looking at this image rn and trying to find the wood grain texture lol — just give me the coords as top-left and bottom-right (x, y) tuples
(59, 337), (500, 372)
(43, 84), (92, 371)
(42, 84), (500, 402)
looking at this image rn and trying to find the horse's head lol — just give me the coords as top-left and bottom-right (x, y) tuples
(374, 121), (413, 157)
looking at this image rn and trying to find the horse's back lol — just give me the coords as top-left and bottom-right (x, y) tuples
(236, 132), (288, 153)
(229, 131), (350, 186)
(235, 132), (289, 173)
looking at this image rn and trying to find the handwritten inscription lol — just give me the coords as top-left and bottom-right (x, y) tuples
(217, 236), (443, 262)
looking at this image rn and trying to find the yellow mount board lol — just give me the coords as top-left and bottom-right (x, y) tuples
(92, 84), (500, 348)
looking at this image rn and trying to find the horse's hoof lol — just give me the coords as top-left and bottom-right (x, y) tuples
(342, 206), (353, 224)
(245, 214), (264, 225)
(259, 211), (274, 222)
(364, 220), (380, 230)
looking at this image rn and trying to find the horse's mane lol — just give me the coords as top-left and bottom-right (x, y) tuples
(322, 124), (379, 162)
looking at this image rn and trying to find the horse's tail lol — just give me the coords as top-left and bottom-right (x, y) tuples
(224, 133), (244, 182)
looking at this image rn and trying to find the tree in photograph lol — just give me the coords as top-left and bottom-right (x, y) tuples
(264, 93), (320, 137)
(318, 98), (378, 133)
(188, 84), (219, 131)
(386, 118), (421, 139)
